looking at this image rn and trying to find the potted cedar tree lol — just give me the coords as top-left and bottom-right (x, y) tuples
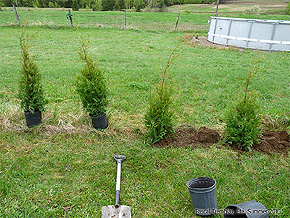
(75, 33), (108, 129)
(18, 29), (47, 127)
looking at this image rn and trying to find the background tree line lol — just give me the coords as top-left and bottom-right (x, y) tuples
(0, 0), (216, 11)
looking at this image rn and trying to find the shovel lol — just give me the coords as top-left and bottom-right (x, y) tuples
(101, 155), (131, 218)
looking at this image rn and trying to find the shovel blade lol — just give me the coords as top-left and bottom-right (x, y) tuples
(101, 205), (131, 218)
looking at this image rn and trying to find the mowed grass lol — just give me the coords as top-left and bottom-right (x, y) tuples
(0, 7), (290, 218)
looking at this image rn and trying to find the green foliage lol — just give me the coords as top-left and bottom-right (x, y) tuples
(134, 0), (144, 12)
(75, 33), (107, 117)
(145, 46), (181, 143)
(48, 1), (54, 7)
(114, 0), (121, 10)
(72, 0), (80, 11)
(286, 2), (290, 15)
(0, 0), (215, 10)
(245, 5), (261, 15)
(182, 0), (215, 3)
(92, 0), (103, 11)
(18, 28), (47, 113)
(224, 94), (261, 151)
(113, 0), (124, 10)
(224, 56), (264, 151)
(145, 81), (174, 143)
(102, 0), (115, 10)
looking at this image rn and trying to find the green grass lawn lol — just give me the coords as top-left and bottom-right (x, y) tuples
(0, 5), (290, 217)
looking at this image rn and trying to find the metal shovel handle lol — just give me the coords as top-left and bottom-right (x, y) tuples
(114, 155), (126, 163)
(114, 155), (126, 205)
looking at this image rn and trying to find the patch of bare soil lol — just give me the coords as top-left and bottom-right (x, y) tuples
(256, 131), (290, 155)
(189, 36), (244, 51)
(153, 125), (290, 156)
(152, 125), (221, 149)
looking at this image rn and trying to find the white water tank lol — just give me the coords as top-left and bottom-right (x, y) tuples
(208, 17), (290, 51)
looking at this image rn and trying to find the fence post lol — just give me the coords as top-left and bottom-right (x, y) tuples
(124, 11), (126, 30)
(13, 5), (20, 26)
(66, 9), (73, 28)
(174, 13), (180, 31)
(215, 0), (219, 17)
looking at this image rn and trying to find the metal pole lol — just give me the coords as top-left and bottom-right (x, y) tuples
(246, 21), (254, 48)
(124, 11), (126, 30)
(174, 13), (180, 31)
(13, 5), (20, 26)
(212, 17), (218, 42)
(66, 9), (73, 28)
(269, 23), (278, 51)
(226, 19), (232, 46)
(215, 0), (219, 17)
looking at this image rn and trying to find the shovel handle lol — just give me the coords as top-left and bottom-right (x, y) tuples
(114, 155), (126, 205)
(114, 155), (126, 163)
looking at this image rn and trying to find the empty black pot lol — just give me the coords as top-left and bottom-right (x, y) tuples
(24, 110), (42, 127)
(224, 200), (269, 218)
(187, 177), (217, 216)
(90, 113), (108, 129)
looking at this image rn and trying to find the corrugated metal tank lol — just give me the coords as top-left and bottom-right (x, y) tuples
(208, 17), (290, 51)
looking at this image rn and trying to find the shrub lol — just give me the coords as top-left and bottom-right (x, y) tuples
(286, 2), (290, 15)
(102, 0), (115, 11)
(134, 0), (144, 12)
(72, 0), (80, 11)
(183, 10), (192, 14)
(18, 28), (47, 113)
(245, 5), (261, 15)
(145, 46), (181, 143)
(224, 94), (261, 151)
(92, 0), (103, 11)
(223, 56), (264, 151)
(75, 33), (107, 117)
(48, 1), (54, 8)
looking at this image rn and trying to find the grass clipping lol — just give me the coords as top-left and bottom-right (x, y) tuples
(145, 45), (182, 144)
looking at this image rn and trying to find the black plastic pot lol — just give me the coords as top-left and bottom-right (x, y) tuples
(224, 200), (269, 218)
(24, 110), (42, 127)
(186, 177), (217, 216)
(90, 113), (108, 129)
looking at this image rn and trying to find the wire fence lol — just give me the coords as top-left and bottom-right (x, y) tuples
(0, 7), (212, 33)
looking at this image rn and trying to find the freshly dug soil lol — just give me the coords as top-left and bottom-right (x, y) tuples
(189, 36), (246, 51)
(153, 125), (220, 149)
(256, 131), (290, 155)
(153, 125), (290, 155)
(197, 127), (221, 144)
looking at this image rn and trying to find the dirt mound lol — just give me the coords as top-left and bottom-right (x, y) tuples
(153, 125), (290, 155)
(189, 36), (244, 51)
(153, 125), (220, 148)
(197, 127), (221, 144)
(255, 131), (290, 155)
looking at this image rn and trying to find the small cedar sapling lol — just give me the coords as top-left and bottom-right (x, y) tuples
(145, 45), (182, 143)
(18, 28), (47, 114)
(75, 33), (108, 118)
(224, 55), (264, 151)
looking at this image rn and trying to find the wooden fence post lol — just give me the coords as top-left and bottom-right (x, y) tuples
(13, 5), (20, 26)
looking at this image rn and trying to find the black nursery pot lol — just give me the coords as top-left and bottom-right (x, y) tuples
(24, 110), (42, 127)
(224, 200), (269, 218)
(90, 113), (108, 130)
(186, 177), (217, 216)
